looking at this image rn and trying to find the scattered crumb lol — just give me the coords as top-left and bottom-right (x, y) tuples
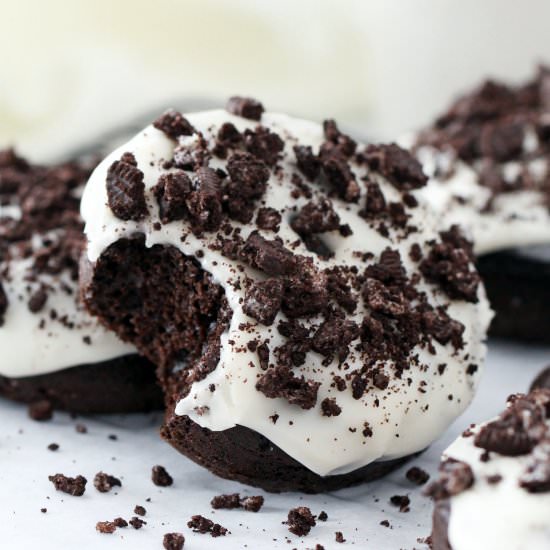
(210, 493), (264, 512)
(47, 443), (59, 452)
(96, 521), (117, 534)
(335, 531), (346, 543)
(286, 507), (316, 536)
(390, 494), (410, 513)
(48, 473), (87, 496)
(187, 515), (228, 537)
(129, 516), (147, 530)
(93, 472), (121, 493)
(317, 511), (328, 522)
(163, 532), (185, 549)
(211, 493), (240, 510)
(134, 505), (146, 516)
(152, 465), (173, 487)
(406, 466), (430, 486)
(242, 495), (264, 512)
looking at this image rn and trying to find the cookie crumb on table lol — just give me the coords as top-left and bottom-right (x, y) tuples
(163, 532), (185, 549)
(93, 471), (121, 493)
(48, 473), (87, 496)
(152, 465), (173, 487)
(286, 506), (316, 536)
(187, 515), (228, 537)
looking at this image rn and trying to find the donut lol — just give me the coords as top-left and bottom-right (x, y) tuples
(427, 388), (550, 550)
(412, 67), (550, 343)
(0, 149), (162, 413)
(80, 98), (491, 491)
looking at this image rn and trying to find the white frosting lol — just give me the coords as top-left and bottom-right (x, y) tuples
(82, 109), (492, 476)
(444, 421), (550, 550)
(0, 211), (136, 378)
(409, 141), (550, 256)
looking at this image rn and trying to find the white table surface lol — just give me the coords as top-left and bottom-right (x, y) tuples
(1, 339), (548, 550)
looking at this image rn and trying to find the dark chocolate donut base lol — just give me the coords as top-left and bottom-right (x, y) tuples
(161, 412), (418, 493)
(0, 354), (163, 414)
(80, 235), (223, 374)
(431, 500), (452, 550)
(83, 236), (417, 491)
(478, 249), (550, 344)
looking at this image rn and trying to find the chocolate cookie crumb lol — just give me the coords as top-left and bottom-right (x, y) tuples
(242, 495), (264, 512)
(96, 521), (117, 534)
(47, 443), (59, 451)
(154, 172), (192, 224)
(211, 493), (241, 510)
(317, 511), (328, 522)
(242, 278), (283, 326)
(75, 423), (88, 434)
(420, 226), (480, 303)
(153, 110), (195, 139)
(163, 532), (185, 550)
(113, 517), (128, 528)
(321, 397), (342, 417)
(364, 143), (427, 190)
(40, 508), (47, 513)
(474, 397), (540, 456)
(48, 473), (87, 496)
(28, 400), (53, 421)
(256, 366), (320, 410)
(134, 505), (146, 516)
(286, 506), (316, 536)
(256, 207), (282, 232)
(294, 145), (321, 181)
(28, 288), (48, 313)
(106, 152), (148, 221)
(210, 493), (264, 512)
(241, 232), (295, 276)
(186, 167), (223, 234)
(380, 520), (390, 527)
(226, 96), (264, 121)
(389, 494), (410, 512)
(406, 466), (430, 486)
(93, 472), (121, 493)
(187, 515), (228, 537)
(335, 531), (346, 543)
(152, 465), (173, 487)
(129, 516), (146, 529)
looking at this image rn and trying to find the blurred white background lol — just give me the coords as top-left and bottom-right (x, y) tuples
(2, 0), (550, 160)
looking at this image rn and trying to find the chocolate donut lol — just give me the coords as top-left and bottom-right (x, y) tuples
(412, 67), (550, 343)
(427, 388), (550, 549)
(0, 149), (162, 413)
(80, 99), (491, 491)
